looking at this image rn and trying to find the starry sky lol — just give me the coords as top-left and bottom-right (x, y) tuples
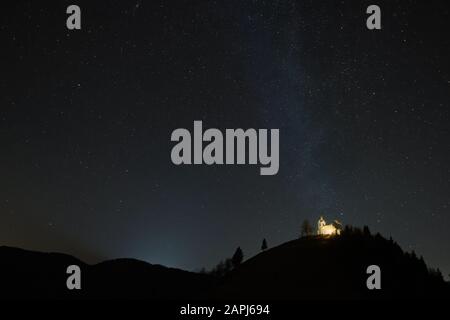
(1, 0), (449, 276)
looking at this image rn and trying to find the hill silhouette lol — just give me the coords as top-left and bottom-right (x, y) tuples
(214, 228), (449, 299)
(0, 228), (448, 299)
(0, 246), (213, 299)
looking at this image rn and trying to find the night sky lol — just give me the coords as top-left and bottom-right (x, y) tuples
(1, 1), (449, 276)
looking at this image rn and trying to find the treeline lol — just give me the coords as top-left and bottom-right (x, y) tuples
(203, 238), (270, 277)
(338, 225), (445, 283)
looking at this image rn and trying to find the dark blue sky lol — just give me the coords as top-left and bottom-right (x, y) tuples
(0, 0), (449, 277)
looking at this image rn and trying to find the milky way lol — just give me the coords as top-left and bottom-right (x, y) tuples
(0, 1), (449, 276)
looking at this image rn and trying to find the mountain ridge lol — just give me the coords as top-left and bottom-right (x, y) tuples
(1, 230), (449, 299)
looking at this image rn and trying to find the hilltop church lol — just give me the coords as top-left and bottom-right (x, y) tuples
(317, 216), (342, 236)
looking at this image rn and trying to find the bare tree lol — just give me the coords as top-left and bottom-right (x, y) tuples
(301, 219), (313, 237)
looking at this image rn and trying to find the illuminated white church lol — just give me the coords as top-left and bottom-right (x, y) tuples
(317, 216), (342, 236)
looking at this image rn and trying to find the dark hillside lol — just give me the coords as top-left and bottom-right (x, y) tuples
(1, 230), (448, 299)
(215, 230), (449, 299)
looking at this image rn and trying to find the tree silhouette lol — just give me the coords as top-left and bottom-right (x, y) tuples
(232, 247), (244, 268)
(300, 219), (313, 237)
(209, 258), (233, 277)
(261, 238), (268, 251)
